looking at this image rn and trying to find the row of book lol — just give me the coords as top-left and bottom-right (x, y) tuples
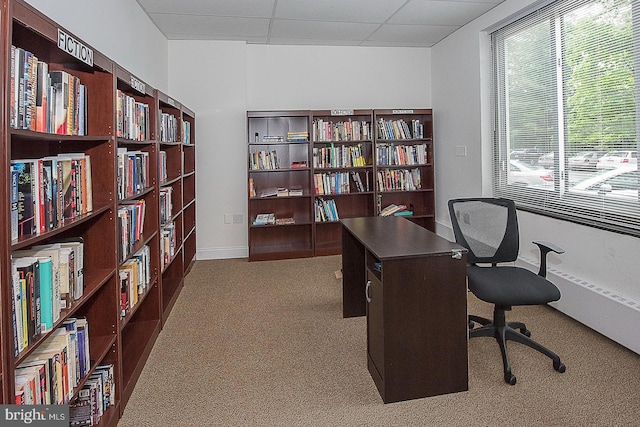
(15, 316), (91, 405)
(313, 119), (371, 142)
(69, 363), (115, 426)
(116, 89), (151, 141)
(249, 150), (280, 170)
(261, 135), (284, 142)
(314, 171), (367, 195)
(117, 148), (150, 200)
(11, 153), (93, 240)
(287, 131), (308, 142)
(159, 151), (168, 182)
(379, 204), (413, 217)
(376, 118), (424, 140)
(161, 222), (176, 270)
(376, 143), (429, 166)
(160, 187), (174, 225)
(120, 245), (151, 318)
(118, 200), (146, 262)
(10, 45), (87, 135)
(159, 111), (179, 142)
(377, 169), (422, 191)
(312, 143), (367, 168)
(315, 198), (339, 222)
(183, 120), (192, 144)
(11, 239), (85, 356)
(253, 213), (276, 225)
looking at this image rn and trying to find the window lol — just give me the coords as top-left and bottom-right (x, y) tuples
(492, 0), (640, 236)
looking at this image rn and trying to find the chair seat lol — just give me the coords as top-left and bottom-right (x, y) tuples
(467, 266), (561, 307)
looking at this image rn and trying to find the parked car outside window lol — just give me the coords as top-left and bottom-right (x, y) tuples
(568, 150), (605, 170)
(569, 166), (638, 202)
(509, 160), (554, 190)
(596, 150), (638, 169)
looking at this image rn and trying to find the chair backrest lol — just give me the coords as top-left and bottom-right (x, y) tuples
(448, 198), (519, 264)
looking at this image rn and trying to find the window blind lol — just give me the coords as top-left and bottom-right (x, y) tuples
(492, 0), (640, 236)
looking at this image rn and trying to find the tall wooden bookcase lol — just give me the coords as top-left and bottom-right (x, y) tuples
(247, 110), (314, 261)
(373, 109), (435, 231)
(0, 0), (196, 423)
(247, 109), (434, 261)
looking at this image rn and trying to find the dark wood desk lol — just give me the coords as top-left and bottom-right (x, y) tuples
(341, 216), (469, 403)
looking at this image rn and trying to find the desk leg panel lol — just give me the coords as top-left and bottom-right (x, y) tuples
(342, 227), (367, 317)
(381, 255), (469, 402)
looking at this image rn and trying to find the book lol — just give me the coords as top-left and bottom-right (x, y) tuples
(11, 160), (36, 237)
(380, 204), (407, 217)
(253, 213), (275, 225)
(48, 70), (69, 135)
(35, 60), (48, 133)
(37, 257), (54, 333)
(11, 165), (19, 240)
(259, 187), (278, 198)
(13, 256), (41, 345)
(290, 161), (307, 168)
(94, 364), (115, 407)
(289, 186), (303, 196)
(12, 270), (25, 356)
(75, 318), (90, 379)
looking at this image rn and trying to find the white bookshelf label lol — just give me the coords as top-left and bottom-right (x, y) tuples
(392, 109), (414, 114)
(167, 97), (176, 107)
(331, 109), (354, 116)
(57, 29), (93, 66)
(130, 76), (146, 94)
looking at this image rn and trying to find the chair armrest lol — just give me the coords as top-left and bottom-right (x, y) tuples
(532, 240), (565, 278)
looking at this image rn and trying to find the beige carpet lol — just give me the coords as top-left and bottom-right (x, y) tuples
(118, 256), (640, 426)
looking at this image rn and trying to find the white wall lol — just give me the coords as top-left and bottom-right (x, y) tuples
(24, 0), (168, 91)
(431, 1), (640, 306)
(167, 42), (431, 259)
(168, 41), (249, 259)
(246, 45), (431, 110)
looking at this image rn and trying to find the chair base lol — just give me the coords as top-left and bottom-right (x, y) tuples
(469, 306), (566, 385)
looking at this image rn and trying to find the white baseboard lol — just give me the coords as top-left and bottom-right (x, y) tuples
(517, 256), (640, 355)
(196, 246), (247, 260)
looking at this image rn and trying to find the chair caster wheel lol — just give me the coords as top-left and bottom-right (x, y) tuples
(504, 372), (517, 385)
(520, 328), (531, 337)
(469, 320), (475, 329)
(554, 361), (566, 373)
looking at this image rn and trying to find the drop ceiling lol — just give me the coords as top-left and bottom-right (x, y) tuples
(136, 0), (505, 47)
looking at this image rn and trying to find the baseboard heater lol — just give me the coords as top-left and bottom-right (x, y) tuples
(517, 256), (640, 355)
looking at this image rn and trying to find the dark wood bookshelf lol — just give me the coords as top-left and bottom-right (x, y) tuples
(0, 1), (196, 423)
(247, 109), (433, 260)
(373, 109), (435, 231)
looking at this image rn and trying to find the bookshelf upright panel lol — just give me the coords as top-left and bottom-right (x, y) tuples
(247, 111), (314, 261)
(373, 109), (435, 231)
(181, 105), (196, 274)
(0, 0), (8, 403)
(3, 1), (119, 424)
(157, 90), (184, 323)
(114, 65), (161, 410)
(311, 109), (375, 256)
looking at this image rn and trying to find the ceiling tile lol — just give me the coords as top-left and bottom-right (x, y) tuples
(390, 0), (498, 26)
(274, 0), (406, 23)
(137, 0), (507, 46)
(271, 19), (380, 41)
(268, 37), (362, 46)
(137, 0), (276, 17)
(149, 14), (270, 37)
(367, 23), (459, 44)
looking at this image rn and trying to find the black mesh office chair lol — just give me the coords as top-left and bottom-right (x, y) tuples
(448, 198), (566, 385)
